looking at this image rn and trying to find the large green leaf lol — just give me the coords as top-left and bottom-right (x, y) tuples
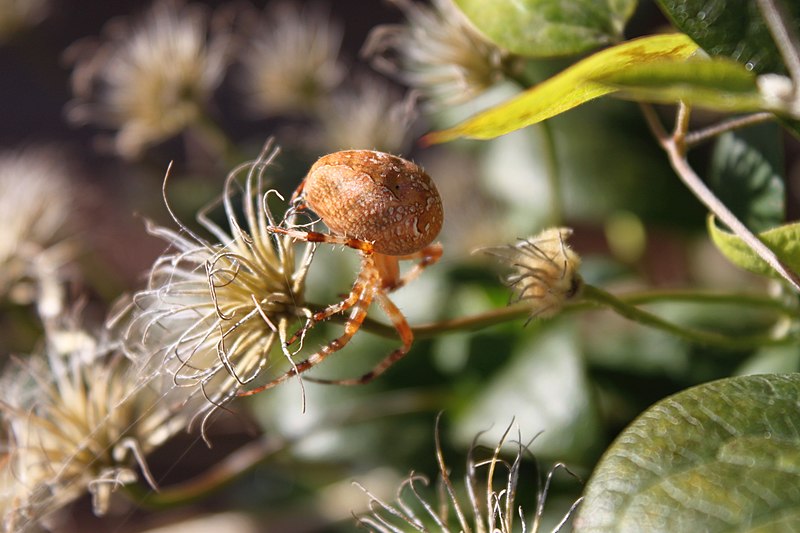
(594, 56), (765, 112)
(574, 374), (800, 532)
(708, 123), (785, 233)
(454, 0), (637, 57)
(708, 216), (800, 278)
(422, 33), (698, 145)
(656, 0), (800, 75)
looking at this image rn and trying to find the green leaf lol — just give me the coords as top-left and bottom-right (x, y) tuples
(656, 0), (800, 75)
(574, 374), (800, 533)
(594, 57), (765, 112)
(657, 0), (800, 139)
(454, 0), (637, 57)
(709, 123), (785, 233)
(707, 216), (800, 278)
(422, 33), (698, 145)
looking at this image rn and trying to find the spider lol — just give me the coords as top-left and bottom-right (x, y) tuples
(238, 150), (443, 396)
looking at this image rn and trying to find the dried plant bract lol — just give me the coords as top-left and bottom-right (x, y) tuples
(115, 141), (315, 442)
(66, 0), (232, 158)
(483, 228), (582, 320)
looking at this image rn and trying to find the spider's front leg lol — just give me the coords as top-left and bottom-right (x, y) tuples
(270, 224), (379, 346)
(238, 273), (378, 396)
(285, 254), (374, 346)
(382, 243), (443, 292)
(268, 225), (374, 253)
(305, 288), (413, 386)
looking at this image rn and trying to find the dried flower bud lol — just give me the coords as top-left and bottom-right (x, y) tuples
(363, 0), (517, 109)
(65, 0), (232, 158)
(114, 141), (314, 444)
(0, 319), (170, 530)
(240, 2), (344, 117)
(0, 146), (74, 318)
(484, 227), (582, 320)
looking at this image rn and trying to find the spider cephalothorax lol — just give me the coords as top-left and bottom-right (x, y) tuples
(239, 150), (443, 395)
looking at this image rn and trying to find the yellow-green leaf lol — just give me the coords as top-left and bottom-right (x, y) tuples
(422, 33), (698, 145)
(707, 215), (800, 278)
(594, 57), (765, 113)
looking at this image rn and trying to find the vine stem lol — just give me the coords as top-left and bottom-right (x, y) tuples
(339, 287), (795, 349)
(538, 120), (564, 225)
(579, 284), (786, 350)
(640, 102), (800, 292)
(616, 288), (793, 312)
(506, 69), (564, 225)
(126, 388), (447, 509)
(124, 435), (286, 508)
(125, 284), (795, 506)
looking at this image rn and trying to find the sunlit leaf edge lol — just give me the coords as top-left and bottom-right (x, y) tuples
(422, 33), (698, 145)
(707, 215), (800, 278)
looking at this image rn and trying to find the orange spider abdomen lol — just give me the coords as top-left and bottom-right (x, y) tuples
(302, 150), (443, 256)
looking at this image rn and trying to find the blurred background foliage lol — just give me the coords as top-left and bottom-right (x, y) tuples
(0, 0), (798, 531)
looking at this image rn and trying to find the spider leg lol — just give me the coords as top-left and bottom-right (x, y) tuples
(237, 271), (377, 396)
(268, 226), (374, 254)
(385, 242), (443, 292)
(289, 176), (307, 202)
(305, 288), (413, 386)
(285, 254), (371, 346)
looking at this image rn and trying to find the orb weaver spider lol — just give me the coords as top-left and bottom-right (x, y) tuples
(238, 150), (443, 396)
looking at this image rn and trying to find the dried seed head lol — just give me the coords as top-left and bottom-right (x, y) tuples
(65, 0), (232, 158)
(363, 0), (515, 108)
(0, 319), (171, 530)
(484, 227), (582, 320)
(114, 141), (314, 443)
(240, 1), (344, 117)
(303, 150), (443, 256)
(314, 74), (417, 154)
(355, 418), (582, 532)
(0, 146), (75, 318)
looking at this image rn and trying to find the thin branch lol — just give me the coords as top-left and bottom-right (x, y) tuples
(643, 102), (800, 292)
(126, 435), (286, 508)
(639, 103), (669, 142)
(581, 284), (790, 350)
(685, 112), (774, 147)
(320, 301), (538, 340)
(617, 289), (796, 313)
(757, 0), (800, 93)
(672, 100), (692, 150)
(666, 134), (800, 291)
